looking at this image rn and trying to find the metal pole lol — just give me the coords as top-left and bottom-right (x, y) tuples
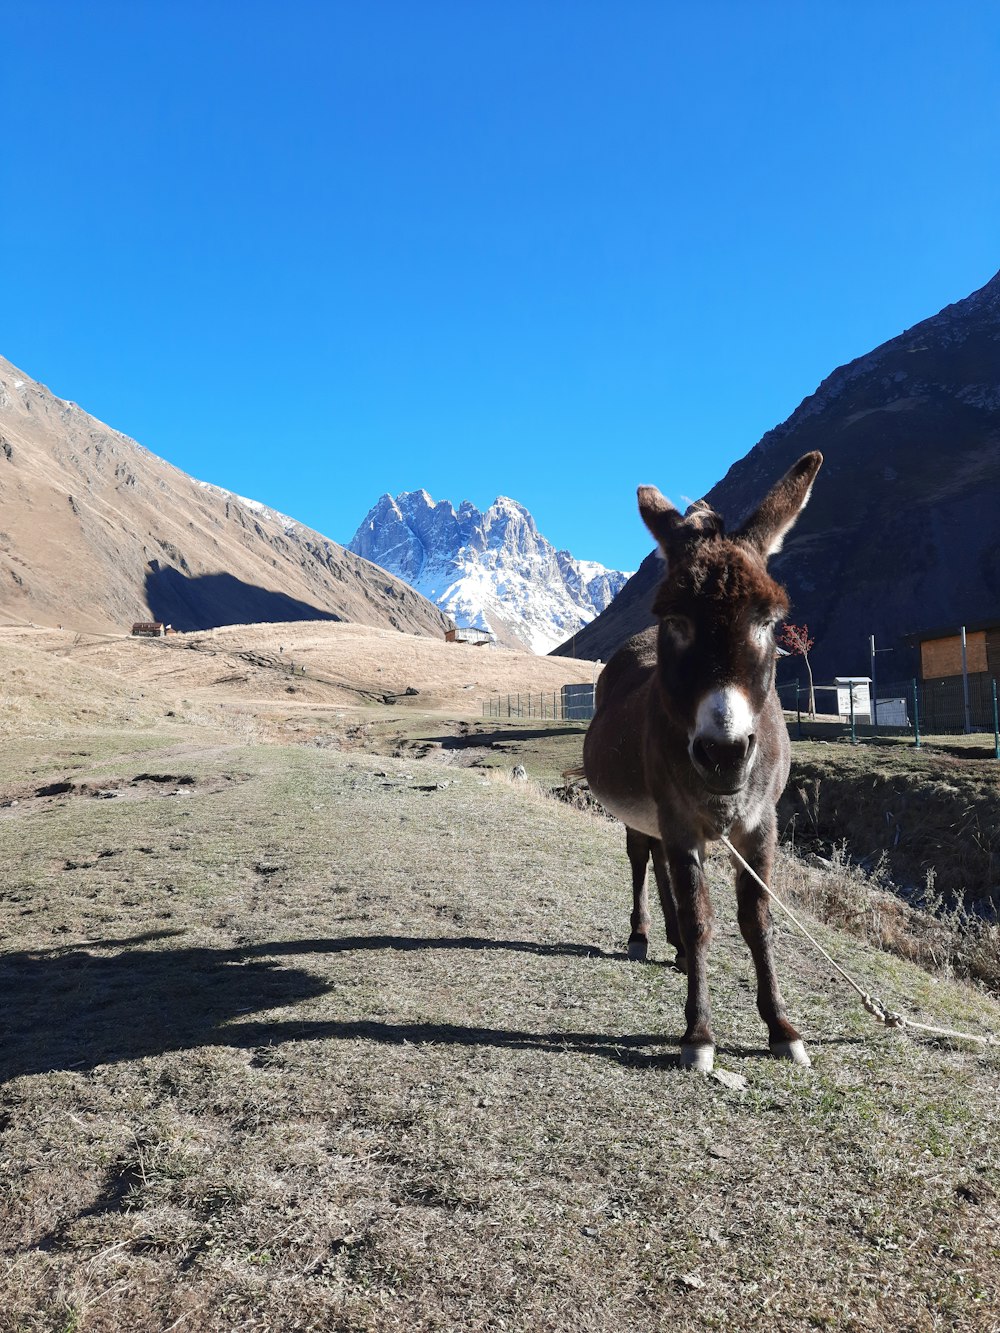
(993, 679), (999, 760)
(961, 625), (971, 733)
(849, 682), (856, 745)
(912, 679), (920, 749)
(796, 685), (802, 740)
(870, 635), (878, 737)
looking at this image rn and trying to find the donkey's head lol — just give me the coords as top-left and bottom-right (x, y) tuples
(638, 452), (822, 795)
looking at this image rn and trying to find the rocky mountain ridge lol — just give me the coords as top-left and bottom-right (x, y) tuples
(0, 355), (450, 638)
(555, 269), (1000, 684)
(348, 489), (631, 653)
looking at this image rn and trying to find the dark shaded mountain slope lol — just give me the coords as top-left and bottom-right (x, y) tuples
(555, 270), (1000, 684)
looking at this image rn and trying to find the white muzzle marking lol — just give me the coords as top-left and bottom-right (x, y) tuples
(693, 687), (755, 746)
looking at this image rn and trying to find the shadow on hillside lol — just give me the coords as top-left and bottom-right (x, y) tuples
(145, 562), (341, 632)
(0, 931), (684, 1083)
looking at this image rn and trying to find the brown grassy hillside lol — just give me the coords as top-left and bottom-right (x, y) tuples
(0, 354), (449, 638)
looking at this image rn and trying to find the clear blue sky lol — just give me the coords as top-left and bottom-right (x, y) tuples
(3, 2), (999, 572)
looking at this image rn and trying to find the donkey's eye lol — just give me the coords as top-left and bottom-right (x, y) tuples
(662, 615), (694, 647)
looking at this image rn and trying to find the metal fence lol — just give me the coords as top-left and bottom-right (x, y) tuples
(484, 683), (596, 721)
(485, 675), (1000, 750)
(777, 675), (1000, 751)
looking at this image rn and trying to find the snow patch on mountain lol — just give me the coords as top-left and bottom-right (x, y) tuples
(348, 491), (631, 654)
(194, 479), (302, 536)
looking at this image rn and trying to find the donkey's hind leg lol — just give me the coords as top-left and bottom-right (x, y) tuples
(650, 840), (686, 972)
(625, 827), (653, 961)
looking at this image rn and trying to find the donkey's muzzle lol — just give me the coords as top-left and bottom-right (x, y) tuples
(691, 734), (757, 793)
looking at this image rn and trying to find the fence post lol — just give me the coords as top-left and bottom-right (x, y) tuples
(912, 679), (920, 749)
(993, 679), (999, 760)
(849, 684), (856, 746)
(796, 686), (803, 740)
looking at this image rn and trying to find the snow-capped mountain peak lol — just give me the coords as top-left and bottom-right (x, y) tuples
(347, 490), (631, 654)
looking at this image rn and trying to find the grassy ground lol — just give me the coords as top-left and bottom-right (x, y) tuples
(2, 719), (999, 1331)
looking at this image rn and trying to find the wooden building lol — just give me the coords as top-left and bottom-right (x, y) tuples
(906, 620), (1000, 732)
(917, 625), (1000, 680)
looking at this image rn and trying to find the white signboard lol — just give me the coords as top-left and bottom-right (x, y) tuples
(836, 681), (871, 721)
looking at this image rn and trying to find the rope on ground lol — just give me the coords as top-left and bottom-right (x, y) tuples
(719, 833), (998, 1049)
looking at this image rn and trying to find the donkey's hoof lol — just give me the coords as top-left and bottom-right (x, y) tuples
(673, 952), (688, 974)
(627, 939), (648, 962)
(680, 1044), (715, 1074)
(771, 1039), (811, 1067)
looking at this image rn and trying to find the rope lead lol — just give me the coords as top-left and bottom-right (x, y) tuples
(720, 834), (996, 1049)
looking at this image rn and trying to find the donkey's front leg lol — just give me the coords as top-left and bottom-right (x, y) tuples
(730, 815), (810, 1066)
(663, 839), (715, 1071)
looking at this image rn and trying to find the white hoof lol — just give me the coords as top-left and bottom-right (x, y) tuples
(771, 1039), (811, 1067)
(680, 1044), (715, 1073)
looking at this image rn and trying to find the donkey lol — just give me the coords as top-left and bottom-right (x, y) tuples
(583, 452), (823, 1073)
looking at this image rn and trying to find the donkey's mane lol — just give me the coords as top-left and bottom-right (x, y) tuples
(651, 536), (789, 617)
(681, 499), (725, 538)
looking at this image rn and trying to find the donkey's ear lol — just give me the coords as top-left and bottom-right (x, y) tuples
(637, 485), (683, 556)
(737, 451), (823, 558)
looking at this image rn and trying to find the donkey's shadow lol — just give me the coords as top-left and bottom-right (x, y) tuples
(0, 931), (688, 1083)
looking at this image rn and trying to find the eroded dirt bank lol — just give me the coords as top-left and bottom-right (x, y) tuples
(781, 745), (1000, 912)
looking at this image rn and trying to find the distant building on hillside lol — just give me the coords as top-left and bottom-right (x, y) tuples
(131, 621), (167, 637)
(445, 626), (493, 647)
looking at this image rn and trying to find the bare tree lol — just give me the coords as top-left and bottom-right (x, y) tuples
(779, 623), (817, 717)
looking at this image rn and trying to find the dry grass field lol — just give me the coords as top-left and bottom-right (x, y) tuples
(1, 623), (999, 1331)
(0, 622), (597, 722)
